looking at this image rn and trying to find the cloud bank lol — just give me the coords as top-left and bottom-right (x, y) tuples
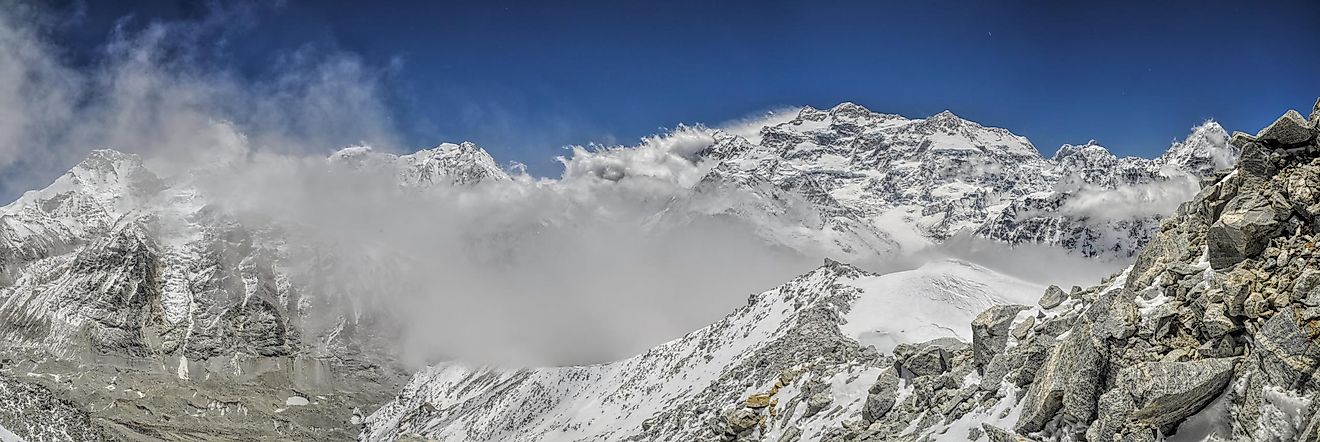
(0, 4), (1131, 368)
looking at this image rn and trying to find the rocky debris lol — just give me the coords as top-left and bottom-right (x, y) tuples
(944, 101), (1320, 441)
(0, 374), (109, 442)
(1039, 285), (1066, 309)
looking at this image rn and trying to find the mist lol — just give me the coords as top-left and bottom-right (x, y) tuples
(0, 4), (1133, 369)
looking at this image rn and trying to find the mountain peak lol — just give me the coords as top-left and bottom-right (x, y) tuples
(328, 142), (510, 186)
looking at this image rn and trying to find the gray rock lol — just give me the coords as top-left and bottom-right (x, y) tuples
(1295, 268), (1320, 306)
(1207, 194), (1284, 270)
(1256, 308), (1320, 389)
(982, 423), (1031, 442)
(726, 408), (760, 433)
(1011, 316), (1036, 340)
(777, 426), (802, 442)
(899, 345), (949, 377)
(862, 368), (900, 422)
(803, 392), (832, 418)
(1039, 285), (1066, 309)
(1091, 358), (1236, 439)
(1256, 109), (1314, 146)
(1236, 143), (1277, 186)
(1015, 321), (1105, 433)
(1312, 97), (1320, 123)
(971, 305), (1030, 372)
(1230, 131), (1257, 148)
(1201, 302), (1238, 338)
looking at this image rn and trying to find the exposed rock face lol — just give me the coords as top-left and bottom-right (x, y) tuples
(690, 105), (1237, 261)
(0, 145), (508, 440)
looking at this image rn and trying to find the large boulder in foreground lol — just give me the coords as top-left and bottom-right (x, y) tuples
(1207, 192), (1286, 269)
(1088, 357), (1236, 440)
(1256, 308), (1320, 389)
(971, 304), (1029, 372)
(1256, 109), (1315, 146)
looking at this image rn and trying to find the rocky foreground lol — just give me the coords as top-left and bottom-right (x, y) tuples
(368, 100), (1320, 441)
(837, 101), (1320, 440)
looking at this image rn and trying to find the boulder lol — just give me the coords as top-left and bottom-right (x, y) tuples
(1236, 143), (1278, 187)
(745, 393), (772, 409)
(1039, 285), (1066, 309)
(726, 408), (760, 433)
(1011, 315), (1035, 340)
(1294, 268), (1320, 306)
(1015, 321), (1105, 433)
(981, 424), (1031, 442)
(1312, 96), (1320, 123)
(894, 338), (965, 377)
(862, 367), (900, 422)
(803, 392), (832, 418)
(1201, 302), (1239, 338)
(1256, 308), (1320, 389)
(777, 427), (802, 442)
(1207, 194), (1285, 270)
(972, 305), (1030, 371)
(1090, 357), (1236, 439)
(1256, 109), (1314, 146)
(1230, 131), (1257, 148)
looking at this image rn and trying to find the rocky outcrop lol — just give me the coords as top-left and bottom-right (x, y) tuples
(972, 304), (1030, 371)
(894, 100), (1320, 440)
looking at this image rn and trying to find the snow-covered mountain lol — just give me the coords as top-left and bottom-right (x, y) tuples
(0, 143), (513, 440)
(0, 101), (1243, 441)
(362, 259), (1042, 441)
(329, 141), (511, 187)
(364, 100), (1320, 442)
(690, 103), (1238, 260)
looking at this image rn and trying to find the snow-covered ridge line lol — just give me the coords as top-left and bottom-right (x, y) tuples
(362, 258), (1043, 441)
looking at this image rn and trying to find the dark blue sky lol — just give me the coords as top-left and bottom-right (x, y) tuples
(51, 0), (1320, 175)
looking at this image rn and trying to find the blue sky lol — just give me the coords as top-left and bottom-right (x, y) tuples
(41, 0), (1320, 175)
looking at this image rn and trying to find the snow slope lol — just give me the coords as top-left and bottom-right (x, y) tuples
(362, 259), (1042, 441)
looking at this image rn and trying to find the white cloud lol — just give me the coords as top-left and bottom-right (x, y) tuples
(558, 124), (716, 187)
(0, 5), (1135, 369)
(716, 106), (803, 144)
(0, 3), (400, 197)
(1060, 177), (1200, 220)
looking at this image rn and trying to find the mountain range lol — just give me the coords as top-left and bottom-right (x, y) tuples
(0, 101), (1260, 441)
